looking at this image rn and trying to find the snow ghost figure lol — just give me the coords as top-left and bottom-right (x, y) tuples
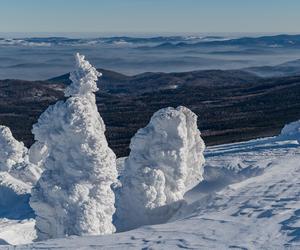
(0, 126), (27, 172)
(30, 53), (118, 240)
(115, 106), (205, 231)
(0, 125), (41, 184)
(279, 119), (300, 142)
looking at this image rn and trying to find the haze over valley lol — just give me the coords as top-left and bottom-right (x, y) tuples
(2, 34), (300, 80)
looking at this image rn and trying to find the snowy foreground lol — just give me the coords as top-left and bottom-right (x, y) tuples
(0, 125), (300, 249)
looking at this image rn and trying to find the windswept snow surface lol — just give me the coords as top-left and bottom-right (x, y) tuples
(9, 120), (300, 249)
(115, 106), (205, 232)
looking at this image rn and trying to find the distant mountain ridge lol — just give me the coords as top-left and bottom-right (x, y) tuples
(48, 69), (259, 94)
(153, 34), (300, 49)
(0, 35), (227, 47)
(1, 67), (300, 156)
(1, 34), (300, 48)
(244, 59), (300, 77)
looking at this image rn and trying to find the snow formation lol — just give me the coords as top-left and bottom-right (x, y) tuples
(115, 106), (205, 231)
(29, 53), (118, 240)
(0, 126), (41, 185)
(0, 126), (26, 172)
(279, 119), (300, 141)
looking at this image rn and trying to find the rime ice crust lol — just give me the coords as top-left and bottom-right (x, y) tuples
(28, 141), (48, 166)
(64, 53), (100, 98)
(115, 106), (205, 231)
(30, 53), (117, 240)
(178, 106), (206, 190)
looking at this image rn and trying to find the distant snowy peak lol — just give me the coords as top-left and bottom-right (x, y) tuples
(64, 53), (101, 97)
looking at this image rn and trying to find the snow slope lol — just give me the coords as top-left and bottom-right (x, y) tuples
(4, 122), (300, 249)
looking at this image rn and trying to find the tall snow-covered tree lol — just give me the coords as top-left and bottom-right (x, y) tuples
(115, 106), (205, 231)
(30, 53), (118, 240)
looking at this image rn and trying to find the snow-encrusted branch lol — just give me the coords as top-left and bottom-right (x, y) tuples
(64, 53), (101, 97)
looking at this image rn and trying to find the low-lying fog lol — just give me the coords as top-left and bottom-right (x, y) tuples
(1, 35), (300, 80)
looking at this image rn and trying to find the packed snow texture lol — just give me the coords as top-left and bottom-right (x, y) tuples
(29, 53), (118, 240)
(115, 106), (205, 231)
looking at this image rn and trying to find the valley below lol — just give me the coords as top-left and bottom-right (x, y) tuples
(1, 66), (300, 156)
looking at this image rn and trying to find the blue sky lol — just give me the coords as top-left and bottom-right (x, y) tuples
(1, 0), (300, 33)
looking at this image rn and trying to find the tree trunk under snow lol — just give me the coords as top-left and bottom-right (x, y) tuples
(115, 106), (205, 231)
(30, 53), (117, 240)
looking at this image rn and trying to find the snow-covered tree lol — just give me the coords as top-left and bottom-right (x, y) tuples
(0, 125), (41, 184)
(30, 53), (117, 240)
(0, 126), (26, 172)
(279, 119), (300, 141)
(115, 106), (205, 231)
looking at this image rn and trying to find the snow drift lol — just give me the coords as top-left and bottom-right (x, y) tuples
(29, 53), (118, 240)
(115, 106), (205, 231)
